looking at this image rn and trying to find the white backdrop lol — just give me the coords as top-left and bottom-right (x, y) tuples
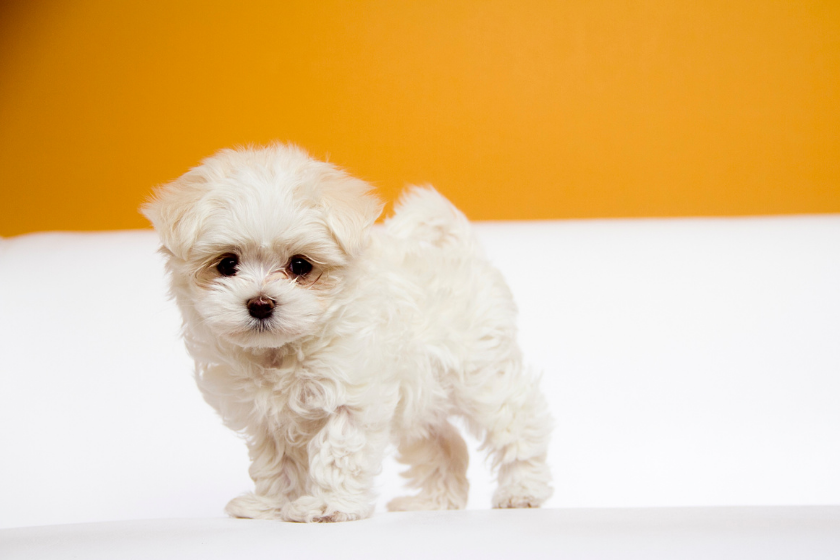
(2, 216), (839, 528)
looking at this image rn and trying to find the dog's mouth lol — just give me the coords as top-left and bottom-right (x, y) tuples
(250, 318), (274, 333)
(220, 316), (305, 349)
(223, 327), (284, 349)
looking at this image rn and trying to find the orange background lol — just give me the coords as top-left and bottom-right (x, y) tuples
(1, 0), (838, 236)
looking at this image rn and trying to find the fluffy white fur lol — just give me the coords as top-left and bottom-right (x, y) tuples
(142, 144), (553, 522)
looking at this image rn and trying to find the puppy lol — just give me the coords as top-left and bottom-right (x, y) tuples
(142, 144), (553, 522)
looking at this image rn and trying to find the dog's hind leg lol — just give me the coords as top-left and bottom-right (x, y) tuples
(463, 361), (554, 509)
(387, 420), (470, 511)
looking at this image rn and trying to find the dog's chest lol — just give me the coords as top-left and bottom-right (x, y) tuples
(238, 363), (337, 430)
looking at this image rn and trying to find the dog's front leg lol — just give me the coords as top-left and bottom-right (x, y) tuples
(225, 428), (305, 519)
(279, 407), (385, 522)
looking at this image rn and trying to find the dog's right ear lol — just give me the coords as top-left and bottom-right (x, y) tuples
(141, 170), (208, 260)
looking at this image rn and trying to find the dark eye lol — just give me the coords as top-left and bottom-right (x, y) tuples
(216, 255), (239, 277)
(288, 256), (313, 277)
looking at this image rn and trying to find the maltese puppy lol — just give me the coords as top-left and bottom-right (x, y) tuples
(142, 144), (553, 522)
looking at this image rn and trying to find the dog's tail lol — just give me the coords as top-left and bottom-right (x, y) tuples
(385, 186), (478, 252)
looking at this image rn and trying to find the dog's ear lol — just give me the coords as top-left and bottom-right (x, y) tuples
(141, 170), (209, 260)
(319, 175), (383, 258)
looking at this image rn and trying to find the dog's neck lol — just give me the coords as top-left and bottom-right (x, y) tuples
(261, 347), (286, 369)
(234, 344), (293, 370)
(237, 336), (324, 372)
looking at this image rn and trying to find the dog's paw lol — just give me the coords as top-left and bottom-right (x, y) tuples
(492, 494), (541, 508)
(387, 493), (466, 512)
(492, 482), (552, 509)
(225, 493), (283, 520)
(279, 495), (372, 523)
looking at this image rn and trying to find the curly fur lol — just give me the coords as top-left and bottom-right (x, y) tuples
(142, 144), (553, 522)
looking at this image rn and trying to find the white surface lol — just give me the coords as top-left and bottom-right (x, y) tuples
(2, 507), (839, 560)
(1, 216), (839, 529)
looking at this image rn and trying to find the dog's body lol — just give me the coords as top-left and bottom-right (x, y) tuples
(143, 145), (552, 522)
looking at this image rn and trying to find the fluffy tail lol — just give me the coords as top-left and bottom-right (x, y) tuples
(385, 186), (477, 251)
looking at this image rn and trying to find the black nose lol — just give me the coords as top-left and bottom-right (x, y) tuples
(247, 296), (275, 319)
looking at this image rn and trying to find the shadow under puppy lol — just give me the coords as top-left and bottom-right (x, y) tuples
(142, 144), (553, 522)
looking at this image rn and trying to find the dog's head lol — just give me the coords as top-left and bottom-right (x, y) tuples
(142, 144), (382, 348)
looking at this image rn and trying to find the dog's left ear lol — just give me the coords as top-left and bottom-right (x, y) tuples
(319, 176), (383, 258)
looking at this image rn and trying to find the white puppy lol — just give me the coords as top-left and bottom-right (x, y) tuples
(143, 144), (553, 522)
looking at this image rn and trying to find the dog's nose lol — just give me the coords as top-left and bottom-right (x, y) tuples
(247, 296), (275, 319)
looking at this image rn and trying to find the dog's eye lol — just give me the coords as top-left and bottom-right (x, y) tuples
(217, 255), (239, 277)
(288, 256), (313, 277)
